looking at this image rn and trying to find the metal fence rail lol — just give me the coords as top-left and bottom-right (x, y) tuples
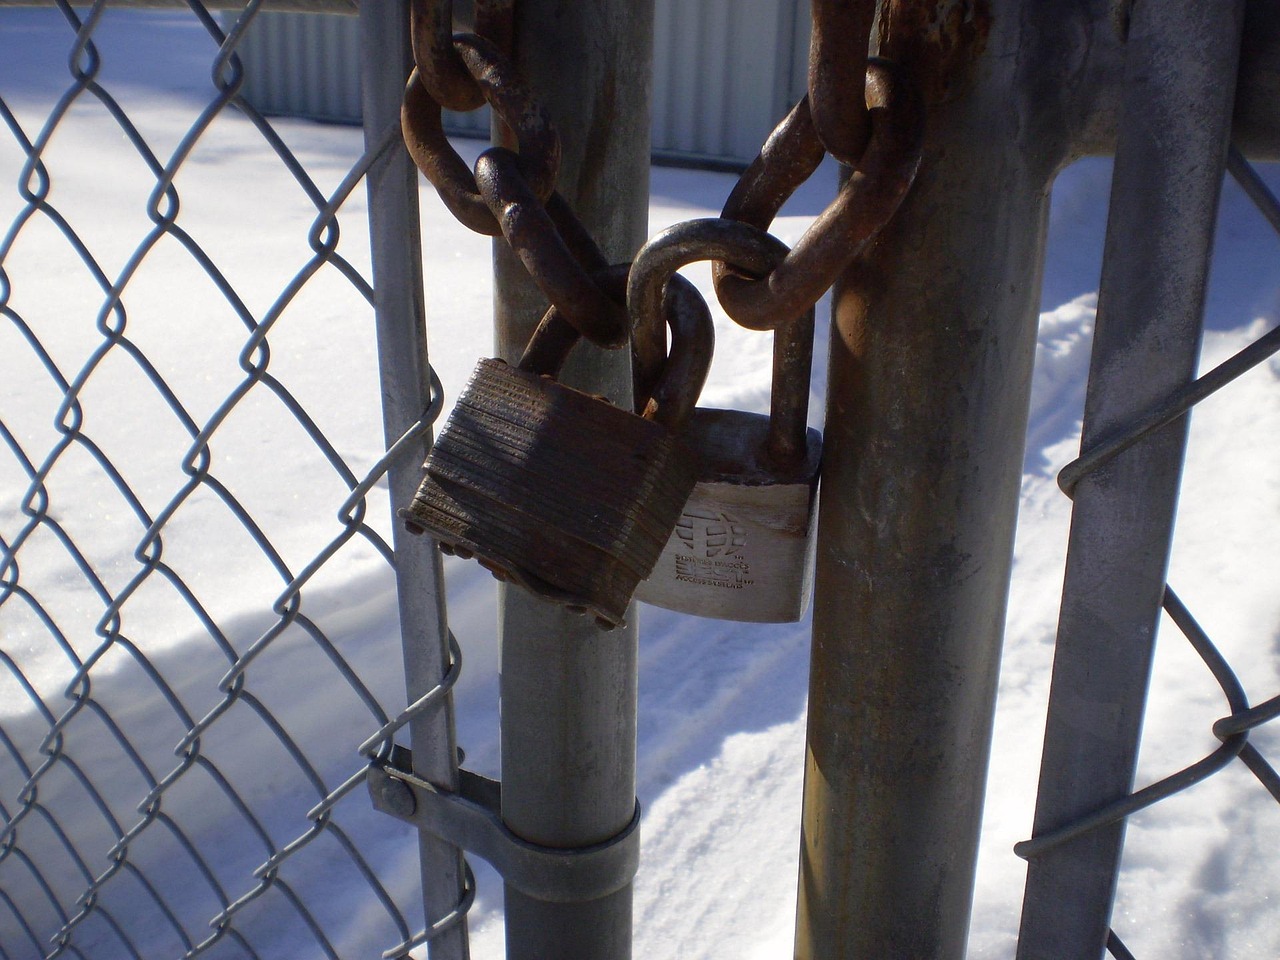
(1015, 145), (1280, 958)
(4, 3), (1280, 960)
(1016, 2), (1280, 955)
(0, 4), (460, 957)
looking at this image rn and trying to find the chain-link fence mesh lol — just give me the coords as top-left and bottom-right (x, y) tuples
(1015, 144), (1280, 958)
(0, 4), (452, 957)
(4, 3), (1280, 960)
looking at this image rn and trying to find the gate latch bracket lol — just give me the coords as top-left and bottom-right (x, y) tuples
(367, 747), (640, 904)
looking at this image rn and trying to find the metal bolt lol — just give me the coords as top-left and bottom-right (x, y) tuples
(378, 775), (417, 819)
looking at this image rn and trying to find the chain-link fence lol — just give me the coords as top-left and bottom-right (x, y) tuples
(1014, 5), (1280, 955)
(3, 3), (1279, 960)
(1015, 146), (1280, 960)
(0, 4), (459, 957)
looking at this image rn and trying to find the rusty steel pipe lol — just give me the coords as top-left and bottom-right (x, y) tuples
(793, 1), (1088, 957)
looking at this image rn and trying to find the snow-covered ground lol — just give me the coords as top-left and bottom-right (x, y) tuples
(1, 8), (1278, 959)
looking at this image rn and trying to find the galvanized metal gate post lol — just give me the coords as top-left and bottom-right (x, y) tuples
(1016, 3), (1247, 957)
(360, 4), (470, 958)
(794, 3), (1104, 956)
(489, 2), (654, 958)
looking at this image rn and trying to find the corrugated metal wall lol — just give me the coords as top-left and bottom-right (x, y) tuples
(229, 2), (811, 168)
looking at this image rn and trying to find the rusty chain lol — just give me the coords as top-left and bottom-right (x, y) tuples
(400, 0), (921, 399)
(809, 0), (879, 164)
(402, 4), (632, 350)
(712, 58), (924, 332)
(409, 0), (515, 111)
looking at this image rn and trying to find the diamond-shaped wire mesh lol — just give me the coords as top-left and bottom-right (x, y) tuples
(0, 4), (445, 957)
(1015, 148), (1280, 958)
(6, 3), (1279, 960)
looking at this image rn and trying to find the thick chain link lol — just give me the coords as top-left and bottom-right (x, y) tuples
(809, 0), (879, 165)
(403, 33), (559, 235)
(402, 3), (632, 349)
(401, 0), (923, 395)
(476, 149), (628, 347)
(627, 219), (815, 466)
(409, 0), (484, 112)
(712, 59), (924, 332)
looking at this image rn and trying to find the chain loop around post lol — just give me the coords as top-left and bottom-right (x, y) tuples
(403, 34), (561, 237)
(808, 0), (878, 165)
(712, 58), (924, 331)
(476, 148), (629, 347)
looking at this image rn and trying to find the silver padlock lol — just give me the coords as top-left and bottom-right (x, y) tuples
(627, 225), (820, 623)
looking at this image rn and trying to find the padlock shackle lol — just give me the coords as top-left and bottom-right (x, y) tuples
(628, 219), (788, 388)
(643, 273), (714, 432)
(516, 264), (713, 435)
(628, 219), (815, 469)
(768, 306), (816, 469)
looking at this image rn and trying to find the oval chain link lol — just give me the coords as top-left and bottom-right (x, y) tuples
(476, 148), (629, 347)
(403, 33), (559, 236)
(410, 0), (484, 112)
(401, 13), (631, 348)
(711, 58), (924, 332)
(808, 0), (879, 165)
(627, 219), (817, 466)
(402, 3), (924, 369)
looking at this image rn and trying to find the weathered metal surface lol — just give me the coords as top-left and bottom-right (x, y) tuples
(358, 4), (471, 958)
(369, 757), (642, 904)
(807, 0), (876, 163)
(402, 354), (698, 629)
(402, 31), (560, 237)
(793, 1), (1085, 956)
(410, 0), (485, 111)
(634, 404), (822, 622)
(876, 0), (993, 105)
(627, 220), (823, 622)
(487, 1), (654, 956)
(1016, 1), (1246, 957)
(628, 218), (789, 393)
(474, 148), (629, 348)
(403, 259), (712, 630)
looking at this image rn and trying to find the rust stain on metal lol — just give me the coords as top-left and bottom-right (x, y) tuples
(878, 0), (993, 105)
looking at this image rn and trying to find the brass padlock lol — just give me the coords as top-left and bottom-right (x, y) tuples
(628, 230), (821, 623)
(400, 273), (713, 629)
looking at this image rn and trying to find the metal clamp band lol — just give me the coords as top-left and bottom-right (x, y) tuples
(367, 752), (641, 904)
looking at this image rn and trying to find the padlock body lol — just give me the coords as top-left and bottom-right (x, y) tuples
(635, 407), (820, 622)
(402, 358), (697, 628)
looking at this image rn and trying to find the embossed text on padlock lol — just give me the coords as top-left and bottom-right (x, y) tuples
(627, 221), (821, 623)
(400, 268), (713, 629)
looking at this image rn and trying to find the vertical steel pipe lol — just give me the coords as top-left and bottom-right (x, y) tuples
(1016, 2), (1246, 958)
(489, 2), (654, 959)
(360, 4), (470, 959)
(794, 1), (1085, 956)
